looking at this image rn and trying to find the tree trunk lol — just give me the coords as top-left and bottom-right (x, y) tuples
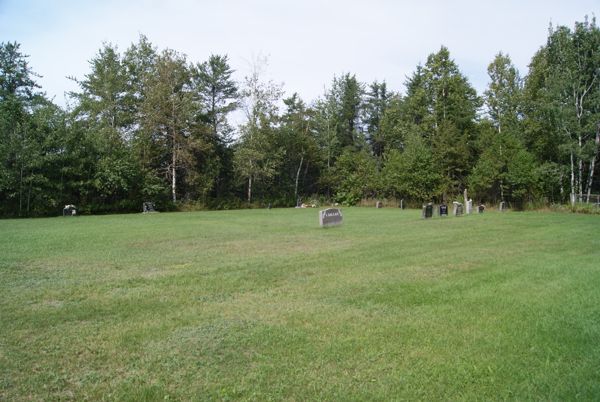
(172, 150), (177, 203)
(27, 174), (31, 215)
(247, 175), (252, 203)
(578, 133), (583, 202)
(499, 141), (504, 201)
(570, 150), (576, 206)
(559, 171), (564, 201)
(19, 164), (23, 217)
(585, 123), (600, 203)
(294, 154), (304, 204)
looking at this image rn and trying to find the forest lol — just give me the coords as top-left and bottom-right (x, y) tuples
(1, 16), (599, 217)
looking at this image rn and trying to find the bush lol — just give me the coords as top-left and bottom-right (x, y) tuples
(550, 203), (600, 215)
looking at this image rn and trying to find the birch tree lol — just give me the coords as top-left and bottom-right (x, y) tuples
(543, 18), (600, 204)
(234, 56), (283, 203)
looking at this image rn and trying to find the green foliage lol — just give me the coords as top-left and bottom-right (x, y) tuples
(382, 133), (442, 201)
(2, 16), (600, 217)
(234, 58), (284, 202)
(522, 17), (600, 203)
(363, 81), (391, 157)
(485, 52), (522, 134)
(330, 148), (378, 205)
(191, 54), (238, 144)
(400, 47), (481, 191)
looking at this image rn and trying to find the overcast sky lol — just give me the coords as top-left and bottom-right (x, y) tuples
(1, 0), (597, 107)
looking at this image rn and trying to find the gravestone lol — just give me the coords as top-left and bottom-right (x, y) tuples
(499, 201), (507, 212)
(422, 203), (433, 219)
(63, 204), (76, 216)
(319, 208), (343, 227)
(439, 203), (448, 216)
(376, 201), (383, 208)
(400, 199), (404, 209)
(453, 201), (463, 216)
(466, 199), (473, 214)
(142, 202), (156, 213)
(478, 204), (485, 213)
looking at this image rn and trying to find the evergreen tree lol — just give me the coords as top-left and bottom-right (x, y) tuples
(330, 148), (378, 205)
(69, 43), (139, 210)
(191, 54), (238, 199)
(400, 47), (481, 195)
(381, 133), (442, 202)
(141, 49), (212, 203)
(471, 52), (538, 204)
(0, 41), (53, 216)
(326, 73), (364, 149)
(274, 94), (320, 204)
(363, 81), (391, 157)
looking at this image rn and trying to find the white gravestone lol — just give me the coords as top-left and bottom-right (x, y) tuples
(466, 199), (473, 214)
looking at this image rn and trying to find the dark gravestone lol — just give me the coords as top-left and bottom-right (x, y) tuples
(478, 204), (485, 213)
(422, 203), (433, 219)
(319, 208), (343, 227)
(376, 201), (383, 208)
(63, 204), (77, 216)
(439, 204), (448, 216)
(143, 202), (156, 213)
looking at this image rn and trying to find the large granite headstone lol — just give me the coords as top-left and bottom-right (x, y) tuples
(319, 208), (343, 227)
(439, 203), (448, 216)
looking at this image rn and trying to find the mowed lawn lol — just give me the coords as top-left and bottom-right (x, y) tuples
(1, 208), (600, 400)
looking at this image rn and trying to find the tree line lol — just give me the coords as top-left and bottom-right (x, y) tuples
(1, 17), (599, 217)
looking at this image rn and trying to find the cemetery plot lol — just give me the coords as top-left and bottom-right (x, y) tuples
(3, 208), (598, 401)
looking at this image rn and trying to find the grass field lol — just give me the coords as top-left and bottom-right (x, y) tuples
(1, 208), (600, 400)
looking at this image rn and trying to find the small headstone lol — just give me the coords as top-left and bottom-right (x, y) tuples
(453, 201), (463, 216)
(478, 204), (485, 213)
(466, 199), (473, 214)
(376, 201), (383, 208)
(143, 202), (156, 213)
(63, 204), (76, 216)
(439, 204), (448, 216)
(319, 208), (343, 228)
(499, 201), (507, 212)
(400, 199), (404, 209)
(422, 203), (433, 219)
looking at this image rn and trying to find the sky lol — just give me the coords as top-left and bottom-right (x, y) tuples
(0, 0), (598, 108)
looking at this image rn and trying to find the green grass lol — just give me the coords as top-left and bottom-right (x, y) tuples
(1, 208), (600, 400)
